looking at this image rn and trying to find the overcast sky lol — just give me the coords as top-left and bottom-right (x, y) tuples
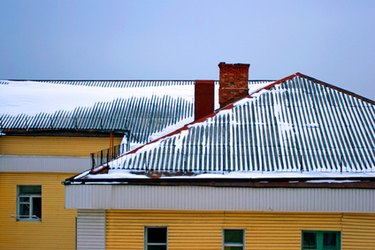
(0, 0), (374, 100)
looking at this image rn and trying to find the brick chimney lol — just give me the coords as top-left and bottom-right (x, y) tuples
(195, 80), (215, 121)
(219, 62), (250, 108)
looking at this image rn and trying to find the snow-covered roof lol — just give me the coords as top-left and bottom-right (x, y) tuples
(1, 80), (271, 145)
(74, 73), (375, 182)
(0, 80), (194, 144)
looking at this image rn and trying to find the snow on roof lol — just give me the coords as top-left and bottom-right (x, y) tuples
(0, 80), (195, 144)
(1, 80), (194, 116)
(1, 80), (273, 145)
(86, 73), (375, 179)
(76, 169), (375, 182)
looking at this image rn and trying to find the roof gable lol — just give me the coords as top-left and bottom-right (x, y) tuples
(109, 73), (375, 173)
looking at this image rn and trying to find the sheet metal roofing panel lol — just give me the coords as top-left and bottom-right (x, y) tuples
(112, 74), (375, 173)
(1, 96), (194, 144)
(1, 80), (271, 145)
(1, 80), (195, 145)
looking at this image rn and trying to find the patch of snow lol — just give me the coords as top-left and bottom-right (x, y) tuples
(87, 169), (149, 179)
(73, 170), (91, 180)
(214, 109), (232, 118)
(251, 88), (269, 98)
(304, 123), (319, 128)
(233, 97), (252, 107)
(148, 117), (193, 141)
(279, 122), (294, 132)
(175, 129), (189, 150)
(248, 82), (273, 95)
(305, 179), (361, 183)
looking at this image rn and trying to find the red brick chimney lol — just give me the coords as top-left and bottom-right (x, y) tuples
(219, 62), (250, 108)
(195, 80), (215, 121)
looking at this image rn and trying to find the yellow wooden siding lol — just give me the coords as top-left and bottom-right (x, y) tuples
(106, 210), (375, 250)
(0, 172), (77, 250)
(342, 213), (375, 250)
(0, 136), (122, 156)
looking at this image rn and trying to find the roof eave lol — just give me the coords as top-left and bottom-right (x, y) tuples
(2, 128), (129, 137)
(64, 176), (375, 189)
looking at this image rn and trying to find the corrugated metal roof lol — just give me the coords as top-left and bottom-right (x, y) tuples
(111, 73), (375, 173)
(1, 96), (195, 144)
(1, 79), (194, 87)
(1, 79), (273, 145)
(1, 80), (195, 144)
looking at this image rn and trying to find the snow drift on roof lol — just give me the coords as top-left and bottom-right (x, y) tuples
(0, 80), (194, 116)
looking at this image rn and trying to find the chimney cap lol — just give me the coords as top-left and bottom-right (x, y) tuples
(218, 62), (250, 68)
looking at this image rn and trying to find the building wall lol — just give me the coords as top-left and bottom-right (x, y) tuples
(0, 135), (122, 156)
(0, 135), (122, 250)
(0, 172), (77, 250)
(106, 210), (375, 250)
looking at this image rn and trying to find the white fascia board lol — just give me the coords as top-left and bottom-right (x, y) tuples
(65, 184), (375, 213)
(0, 155), (90, 173)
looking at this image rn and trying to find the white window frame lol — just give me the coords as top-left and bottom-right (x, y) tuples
(223, 229), (245, 250)
(17, 185), (42, 221)
(145, 226), (168, 250)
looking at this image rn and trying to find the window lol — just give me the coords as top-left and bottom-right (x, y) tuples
(17, 185), (42, 221)
(145, 227), (167, 250)
(302, 231), (341, 250)
(223, 229), (244, 250)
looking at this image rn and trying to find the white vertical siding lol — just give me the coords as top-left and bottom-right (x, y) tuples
(66, 185), (375, 213)
(77, 209), (106, 250)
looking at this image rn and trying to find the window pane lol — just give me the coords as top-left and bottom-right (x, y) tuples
(19, 186), (41, 195)
(19, 204), (30, 217)
(224, 229), (243, 244)
(147, 246), (167, 250)
(302, 232), (317, 249)
(19, 197), (30, 203)
(323, 232), (337, 248)
(224, 247), (243, 250)
(17, 185), (42, 221)
(32, 197), (42, 219)
(147, 228), (167, 244)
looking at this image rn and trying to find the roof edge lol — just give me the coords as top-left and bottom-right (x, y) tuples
(295, 72), (375, 105)
(64, 176), (375, 189)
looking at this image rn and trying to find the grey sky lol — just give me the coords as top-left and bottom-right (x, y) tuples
(0, 0), (374, 100)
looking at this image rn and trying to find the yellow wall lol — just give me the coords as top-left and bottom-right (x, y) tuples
(106, 210), (375, 250)
(0, 172), (77, 250)
(0, 135), (122, 249)
(0, 136), (122, 156)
